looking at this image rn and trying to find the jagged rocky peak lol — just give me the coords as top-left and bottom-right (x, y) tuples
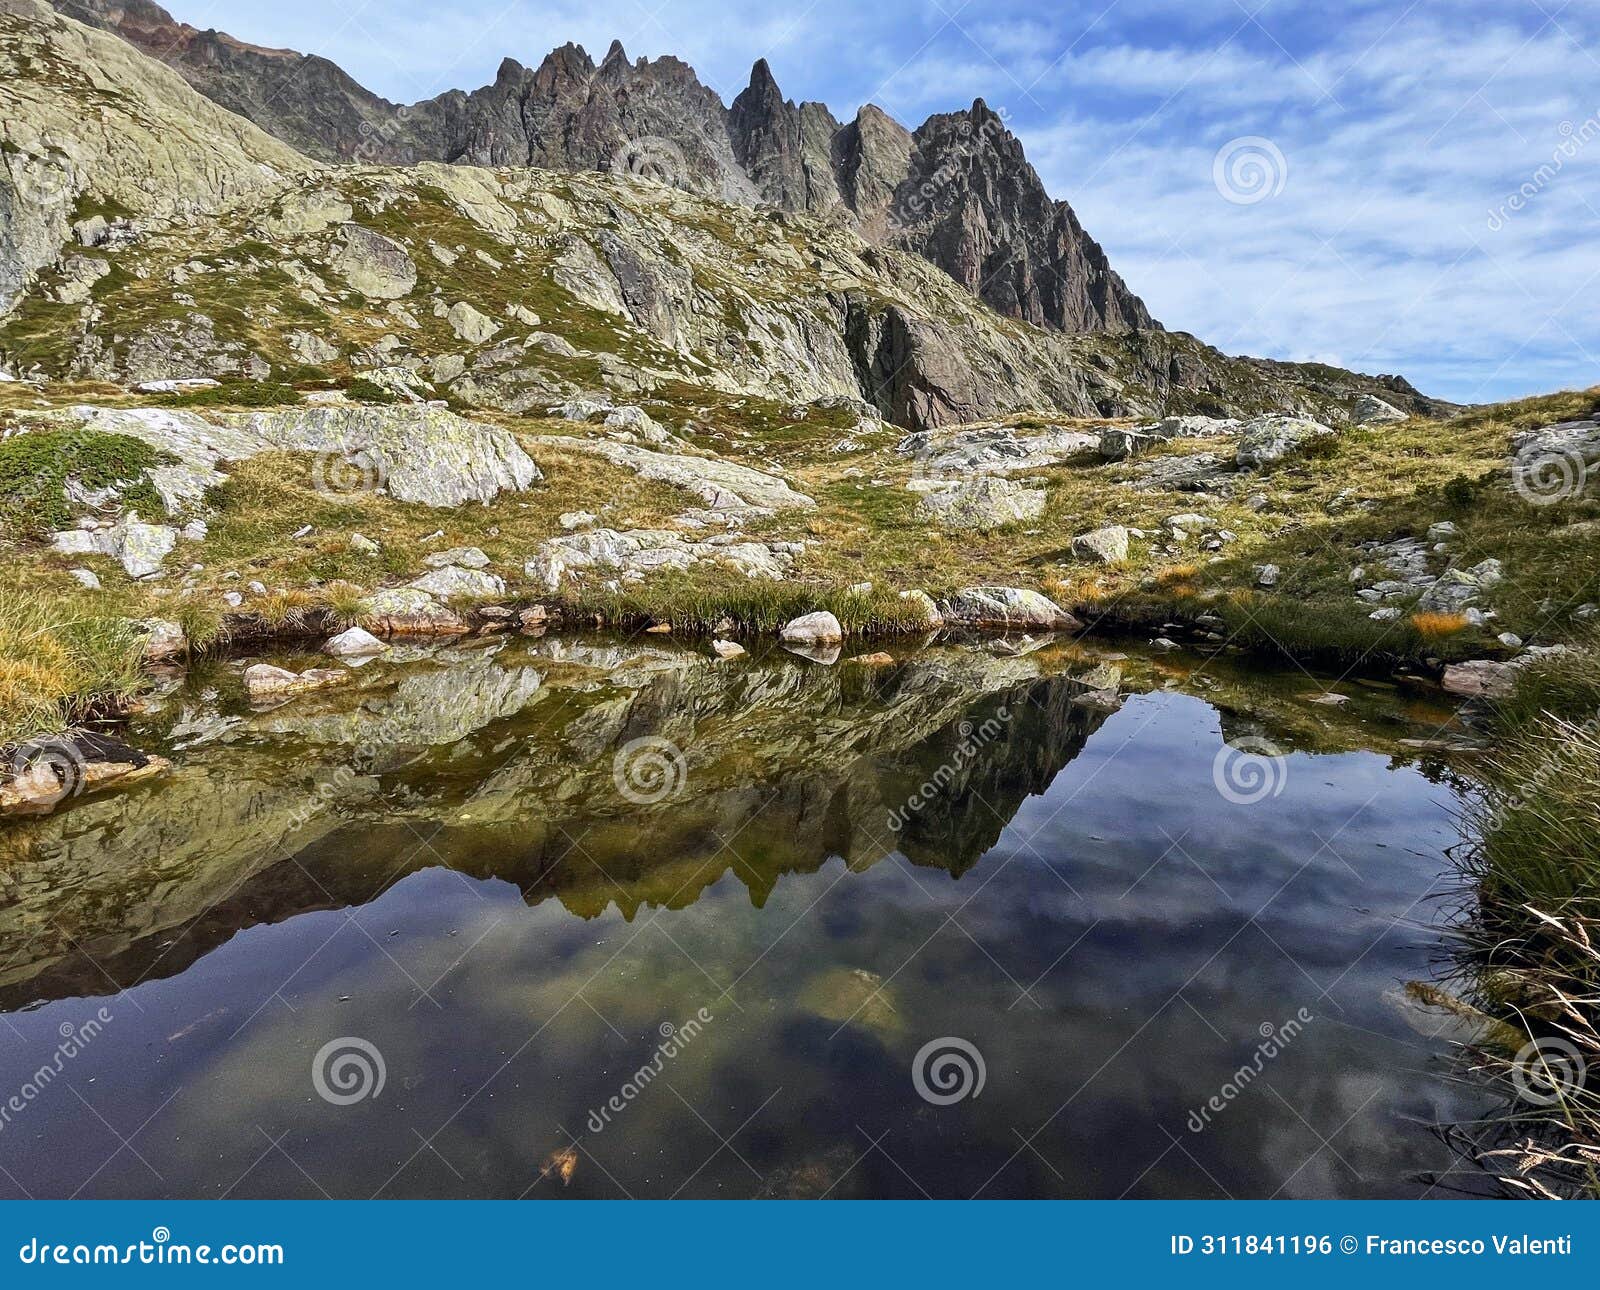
(47, 0), (1155, 335)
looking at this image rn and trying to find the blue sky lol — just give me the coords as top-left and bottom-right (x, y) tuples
(172, 0), (1598, 403)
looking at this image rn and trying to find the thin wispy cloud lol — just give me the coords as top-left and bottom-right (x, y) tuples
(168, 0), (1598, 401)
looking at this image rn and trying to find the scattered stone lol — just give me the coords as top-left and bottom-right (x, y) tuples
(67, 568), (101, 590)
(560, 511), (598, 530)
(1427, 521), (1458, 542)
(846, 652), (895, 666)
(780, 611), (843, 646)
(350, 533), (381, 554)
(423, 546), (490, 569)
(1497, 632), (1524, 649)
(1071, 525), (1130, 564)
(1255, 563), (1280, 588)
(540, 436), (812, 513)
(1369, 607), (1402, 622)
(711, 639), (746, 660)
(446, 301), (499, 344)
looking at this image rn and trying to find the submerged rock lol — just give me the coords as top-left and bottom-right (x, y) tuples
(1, 733), (171, 818)
(243, 664), (351, 698)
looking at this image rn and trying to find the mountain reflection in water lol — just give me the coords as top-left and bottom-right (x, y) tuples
(0, 635), (1494, 1198)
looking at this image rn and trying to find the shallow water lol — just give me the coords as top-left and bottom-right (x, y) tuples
(0, 634), (1496, 1198)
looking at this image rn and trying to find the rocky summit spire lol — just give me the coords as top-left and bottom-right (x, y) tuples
(51, 0), (1157, 333)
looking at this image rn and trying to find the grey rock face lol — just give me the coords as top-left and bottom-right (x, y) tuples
(55, 1), (1152, 336)
(1352, 394), (1407, 425)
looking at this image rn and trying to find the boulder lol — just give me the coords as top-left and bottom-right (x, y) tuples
(711, 639), (746, 660)
(52, 517), (177, 579)
(330, 224), (417, 299)
(324, 627), (388, 658)
(916, 476), (1045, 530)
(1071, 525), (1130, 564)
(1352, 394), (1407, 425)
(408, 566), (505, 600)
(780, 611), (844, 645)
(1236, 416), (1337, 468)
(447, 301), (499, 344)
(898, 589), (943, 626)
(937, 587), (1080, 631)
(359, 588), (469, 636)
(137, 618), (187, 662)
(1441, 659), (1517, 699)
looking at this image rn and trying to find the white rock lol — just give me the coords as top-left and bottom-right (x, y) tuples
(711, 639), (746, 660)
(423, 546), (490, 569)
(67, 568), (101, 590)
(780, 611), (843, 646)
(1255, 563), (1281, 588)
(325, 626), (388, 658)
(1071, 525), (1130, 565)
(559, 510), (598, 530)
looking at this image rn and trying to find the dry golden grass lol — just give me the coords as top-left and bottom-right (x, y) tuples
(1411, 611), (1472, 638)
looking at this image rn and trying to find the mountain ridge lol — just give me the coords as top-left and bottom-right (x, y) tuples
(50, 0), (1155, 337)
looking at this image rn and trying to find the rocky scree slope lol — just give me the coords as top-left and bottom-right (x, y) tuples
(55, 0), (1151, 335)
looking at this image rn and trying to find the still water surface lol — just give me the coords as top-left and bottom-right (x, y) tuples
(0, 635), (1494, 1197)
